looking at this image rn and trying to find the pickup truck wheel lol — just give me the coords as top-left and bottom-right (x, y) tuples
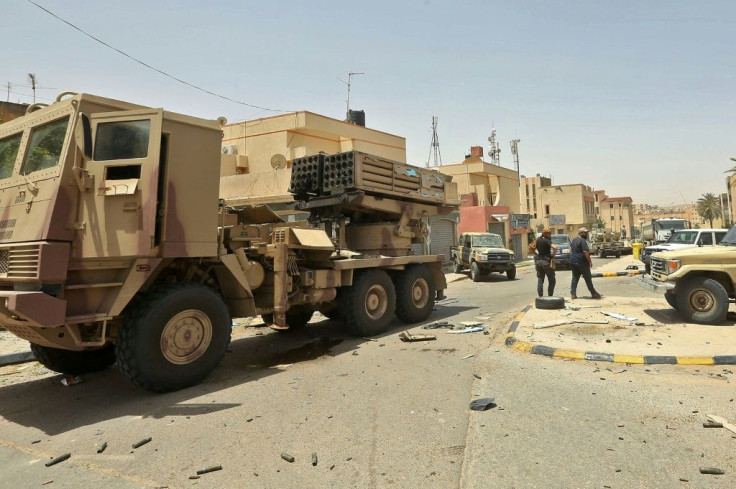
(598, 249), (605, 258)
(676, 277), (729, 324)
(471, 262), (482, 282)
(31, 343), (116, 376)
(116, 283), (231, 392)
(615, 252), (621, 258)
(394, 265), (436, 323)
(340, 269), (396, 336)
(535, 296), (565, 310)
(452, 257), (463, 274)
(664, 291), (678, 310)
(506, 265), (517, 280)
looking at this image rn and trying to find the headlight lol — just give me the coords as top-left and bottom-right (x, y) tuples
(665, 259), (680, 274)
(476, 253), (488, 261)
(562, 249), (571, 254)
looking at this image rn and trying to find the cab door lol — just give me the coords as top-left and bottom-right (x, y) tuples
(77, 109), (163, 258)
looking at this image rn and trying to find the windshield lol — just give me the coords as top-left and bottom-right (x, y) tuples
(20, 116), (70, 175)
(666, 230), (699, 244)
(658, 220), (687, 231)
(472, 235), (504, 247)
(551, 235), (570, 245)
(720, 225), (736, 246)
(0, 133), (22, 180)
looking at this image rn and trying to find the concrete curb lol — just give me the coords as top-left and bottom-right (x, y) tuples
(591, 270), (645, 278)
(0, 351), (35, 367)
(504, 304), (736, 365)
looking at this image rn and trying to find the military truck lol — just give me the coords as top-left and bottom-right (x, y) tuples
(588, 229), (622, 258)
(0, 92), (458, 392)
(450, 232), (516, 282)
(637, 224), (736, 324)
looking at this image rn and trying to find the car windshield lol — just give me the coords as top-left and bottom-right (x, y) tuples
(719, 225), (736, 246)
(551, 235), (570, 245)
(472, 235), (504, 247)
(667, 231), (699, 244)
(659, 220), (687, 231)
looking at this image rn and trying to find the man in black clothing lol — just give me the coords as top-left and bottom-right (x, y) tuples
(534, 228), (557, 297)
(570, 227), (602, 299)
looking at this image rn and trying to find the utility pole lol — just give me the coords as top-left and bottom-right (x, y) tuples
(426, 116), (442, 167)
(6, 82), (10, 102)
(28, 74), (36, 103)
(338, 71), (364, 118)
(510, 138), (521, 185)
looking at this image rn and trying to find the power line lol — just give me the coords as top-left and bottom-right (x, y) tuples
(26, 0), (290, 113)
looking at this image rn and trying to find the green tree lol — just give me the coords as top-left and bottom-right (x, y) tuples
(696, 192), (722, 228)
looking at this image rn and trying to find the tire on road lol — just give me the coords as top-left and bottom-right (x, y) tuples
(535, 296), (566, 310)
(506, 265), (517, 280)
(471, 262), (482, 282)
(31, 343), (116, 376)
(394, 264), (436, 324)
(116, 283), (231, 392)
(664, 291), (678, 310)
(675, 277), (729, 324)
(452, 257), (463, 274)
(340, 269), (396, 337)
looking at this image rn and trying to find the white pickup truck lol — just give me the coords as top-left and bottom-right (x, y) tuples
(640, 228), (728, 273)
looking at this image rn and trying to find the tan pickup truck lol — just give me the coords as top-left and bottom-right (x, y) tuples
(450, 232), (516, 282)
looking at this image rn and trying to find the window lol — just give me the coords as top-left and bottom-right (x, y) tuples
(700, 233), (713, 245)
(94, 119), (151, 161)
(545, 204), (550, 215)
(716, 232), (727, 244)
(610, 216), (614, 221)
(20, 116), (70, 174)
(609, 203), (614, 209)
(0, 133), (22, 180)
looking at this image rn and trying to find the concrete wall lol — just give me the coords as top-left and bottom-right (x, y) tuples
(0, 102), (28, 123)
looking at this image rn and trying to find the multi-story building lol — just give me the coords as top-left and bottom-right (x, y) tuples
(0, 101), (28, 123)
(519, 174), (551, 219)
(597, 195), (635, 239)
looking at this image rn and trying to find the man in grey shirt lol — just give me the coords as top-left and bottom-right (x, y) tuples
(570, 228), (601, 300)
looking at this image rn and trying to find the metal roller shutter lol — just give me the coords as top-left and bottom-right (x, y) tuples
(429, 218), (456, 264)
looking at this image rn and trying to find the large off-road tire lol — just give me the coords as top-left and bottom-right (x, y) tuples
(394, 265), (436, 323)
(675, 277), (729, 325)
(507, 265), (517, 280)
(340, 269), (396, 336)
(116, 283), (231, 392)
(535, 296), (566, 310)
(31, 343), (116, 376)
(645, 263), (651, 274)
(263, 307), (315, 332)
(452, 257), (463, 274)
(471, 262), (482, 282)
(664, 291), (678, 310)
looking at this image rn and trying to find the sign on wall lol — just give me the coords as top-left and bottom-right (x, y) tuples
(548, 214), (566, 225)
(510, 213), (530, 229)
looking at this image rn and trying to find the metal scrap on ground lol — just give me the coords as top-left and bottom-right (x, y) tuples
(706, 414), (736, 435)
(399, 331), (437, 342)
(533, 319), (610, 329)
(601, 312), (639, 322)
(447, 326), (485, 334)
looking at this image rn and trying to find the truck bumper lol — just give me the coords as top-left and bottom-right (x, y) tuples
(0, 291), (66, 328)
(635, 274), (675, 294)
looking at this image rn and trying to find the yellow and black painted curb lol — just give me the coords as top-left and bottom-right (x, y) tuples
(505, 304), (736, 365)
(591, 270), (645, 278)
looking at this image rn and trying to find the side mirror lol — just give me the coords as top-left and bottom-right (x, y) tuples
(74, 112), (92, 159)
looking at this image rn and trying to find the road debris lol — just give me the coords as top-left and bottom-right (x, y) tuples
(601, 312), (638, 322)
(41, 481), (53, 486)
(60, 376), (82, 387)
(422, 321), (454, 330)
(448, 326), (485, 334)
(132, 437), (152, 449)
(399, 331), (436, 342)
(706, 414), (736, 434)
(96, 442), (108, 453)
(462, 354), (475, 359)
(196, 465), (223, 475)
(699, 467), (725, 475)
(469, 398), (496, 411)
(312, 452), (318, 466)
(533, 319), (609, 329)
(31, 440), (41, 444)
(281, 452), (295, 463)
(703, 421), (723, 428)
(473, 373), (481, 380)
(45, 453), (71, 467)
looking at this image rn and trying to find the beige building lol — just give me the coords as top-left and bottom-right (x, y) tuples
(597, 195), (635, 239)
(519, 175), (595, 235)
(219, 111), (406, 205)
(519, 174), (552, 219)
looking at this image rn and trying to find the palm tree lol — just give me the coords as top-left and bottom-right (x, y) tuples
(696, 192), (722, 228)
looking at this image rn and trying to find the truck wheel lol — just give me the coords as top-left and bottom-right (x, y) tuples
(664, 291), (678, 310)
(615, 252), (621, 258)
(535, 296), (565, 310)
(506, 265), (517, 280)
(452, 257), (463, 274)
(116, 283), (231, 392)
(471, 262), (482, 282)
(31, 343), (115, 376)
(340, 269), (396, 336)
(394, 265), (436, 323)
(598, 249), (605, 258)
(675, 277), (729, 324)
(263, 307), (315, 332)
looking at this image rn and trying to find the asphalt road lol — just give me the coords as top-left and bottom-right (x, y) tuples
(0, 259), (733, 488)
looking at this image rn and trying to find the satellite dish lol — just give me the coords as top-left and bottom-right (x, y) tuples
(271, 154), (287, 170)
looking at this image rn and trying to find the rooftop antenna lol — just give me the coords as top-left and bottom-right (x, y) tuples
(510, 137), (521, 185)
(487, 126), (501, 165)
(27, 73), (36, 103)
(427, 116), (442, 167)
(338, 71), (364, 119)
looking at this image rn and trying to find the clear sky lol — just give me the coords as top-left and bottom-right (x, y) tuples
(4, 1), (735, 206)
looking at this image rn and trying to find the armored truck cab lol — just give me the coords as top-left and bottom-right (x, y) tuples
(0, 93), (456, 392)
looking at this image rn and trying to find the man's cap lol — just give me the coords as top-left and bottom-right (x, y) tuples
(579, 227), (589, 233)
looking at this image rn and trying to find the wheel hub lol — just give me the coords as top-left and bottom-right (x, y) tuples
(365, 285), (388, 320)
(411, 278), (429, 308)
(690, 289), (714, 313)
(160, 310), (213, 365)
